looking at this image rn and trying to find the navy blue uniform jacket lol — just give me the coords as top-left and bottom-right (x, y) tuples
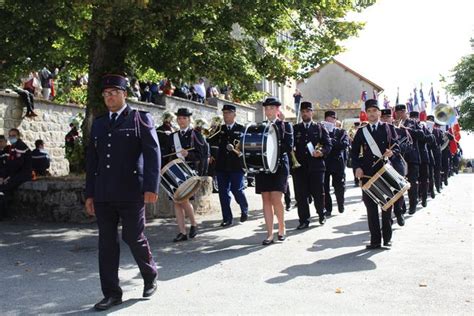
(351, 122), (399, 177)
(85, 105), (161, 202)
(293, 121), (332, 172)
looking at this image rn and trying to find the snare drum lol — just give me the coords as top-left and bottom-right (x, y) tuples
(160, 158), (202, 202)
(362, 163), (410, 211)
(241, 123), (280, 173)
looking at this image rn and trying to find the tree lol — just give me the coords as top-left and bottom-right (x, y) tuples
(447, 42), (474, 131)
(1, 0), (375, 138)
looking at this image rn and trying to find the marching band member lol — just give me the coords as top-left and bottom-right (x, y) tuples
(156, 111), (175, 161)
(256, 97), (293, 245)
(428, 115), (444, 193)
(409, 111), (435, 208)
(394, 104), (425, 215)
(292, 102), (332, 229)
(211, 104), (249, 227)
(381, 108), (411, 226)
(323, 110), (349, 215)
(351, 99), (399, 249)
(168, 108), (208, 242)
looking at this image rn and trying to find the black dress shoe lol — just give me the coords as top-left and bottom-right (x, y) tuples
(277, 235), (286, 241)
(220, 221), (232, 227)
(240, 213), (248, 223)
(285, 204), (291, 212)
(297, 222), (309, 230)
(143, 276), (158, 298)
(383, 241), (392, 247)
(408, 207), (416, 215)
(262, 239), (274, 246)
(338, 207), (344, 214)
(421, 200), (427, 207)
(430, 191), (435, 199)
(94, 297), (122, 311)
(189, 225), (198, 238)
(319, 216), (326, 225)
(325, 211), (332, 217)
(365, 244), (381, 250)
(173, 233), (188, 242)
(396, 214), (405, 226)
(436, 188), (441, 193)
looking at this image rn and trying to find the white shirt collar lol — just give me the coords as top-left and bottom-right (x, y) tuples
(226, 122), (235, 130)
(180, 127), (190, 134)
(369, 121), (380, 129)
(109, 104), (126, 119)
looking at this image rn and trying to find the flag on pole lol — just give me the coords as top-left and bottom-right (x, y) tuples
(373, 90), (378, 100)
(359, 90), (368, 122)
(419, 85), (427, 121)
(436, 91), (440, 104)
(407, 93), (413, 112)
(395, 87), (399, 105)
(413, 87), (419, 112)
(429, 84), (436, 113)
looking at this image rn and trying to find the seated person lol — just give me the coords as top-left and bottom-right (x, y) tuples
(31, 139), (51, 176)
(0, 135), (10, 171)
(0, 129), (32, 220)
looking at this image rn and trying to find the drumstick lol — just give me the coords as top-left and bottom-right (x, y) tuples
(163, 147), (195, 158)
(372, 143), (397, 167)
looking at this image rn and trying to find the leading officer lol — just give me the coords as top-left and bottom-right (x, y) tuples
(85, 74), (161, 311)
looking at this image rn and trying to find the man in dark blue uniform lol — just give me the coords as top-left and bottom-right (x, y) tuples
(31, 139), (51, 176)
(292, 101), (332, 229)
(85, 74), (161, 310)
(323, 110), (349, 215)
(212, 104), (249, 227)
(156, 111), (175, 162)
(409, 111), (435, 208)
(0, 129), (32, 220)
(428, 116), (444, 193)
(352, 99), (399, 249)
(381, 108), (411, 226)
(394, 104), (424, 215)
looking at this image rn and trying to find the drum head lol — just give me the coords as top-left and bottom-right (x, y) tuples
(174, 176), (202, 202)
(265, 125), (279, 173)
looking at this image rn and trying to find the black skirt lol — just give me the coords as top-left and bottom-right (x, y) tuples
(255, 158), (289, 194)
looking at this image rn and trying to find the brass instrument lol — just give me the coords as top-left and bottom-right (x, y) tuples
(290, 150), (301, 169)
(226, 139), (243, 157)
(434, 103), (457, 126)
(202, 116), (223, 140)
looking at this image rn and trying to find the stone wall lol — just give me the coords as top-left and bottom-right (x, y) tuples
(0, 91), (84, 176)
(12, 176), (216, 223)
(0, 91), (257, 176)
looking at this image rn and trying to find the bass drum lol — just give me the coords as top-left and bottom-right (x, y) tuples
(241, 123), (280, 173)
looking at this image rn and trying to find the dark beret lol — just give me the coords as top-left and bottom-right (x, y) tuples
(381, 109), (392, 116)
(426, 115), (435, 121)
(102, 74), (127, 91)
(364, 99), (379, 110)
(300, 101), (313, 111)
(263, 97), (281, 107)
(394, 104), (407, 111)
(175, 108), (192, 117)
(222, 104), (236, 112)
(409, 111), (419, 118)
(324, 110), (336, 118)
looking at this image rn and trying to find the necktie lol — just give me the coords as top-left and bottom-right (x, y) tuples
(305, 123), (309, 129)
(372, 124), (376, 133)
(110, 112), (118, 126)
(227, 125), (231, 130)
(181, 130), (186, 136)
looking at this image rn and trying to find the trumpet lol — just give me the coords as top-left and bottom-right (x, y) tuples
(290, 150), (301, 169)
(226, 139), (243, 157)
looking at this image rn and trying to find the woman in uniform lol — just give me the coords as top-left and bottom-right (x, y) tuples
(255, 97), (294, 245)
(168, 108), (208, 242)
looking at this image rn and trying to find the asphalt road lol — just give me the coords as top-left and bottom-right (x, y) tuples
(0, 172), (472, 315)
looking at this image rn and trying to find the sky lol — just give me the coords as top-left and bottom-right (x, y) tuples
(336, 0), (474, 158)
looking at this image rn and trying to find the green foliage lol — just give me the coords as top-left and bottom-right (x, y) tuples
(55, 86), (88, 105)
(65, 137), (86, 174)
(447, 50), (474, 131)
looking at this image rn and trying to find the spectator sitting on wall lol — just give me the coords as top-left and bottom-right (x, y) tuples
(130, 78), (141, 100)
(173, 83), (192, 100)
(140, 81), (152, 103)
(0, 129), (32, 221)
(31, 139), (51, 177)
(12, 83), (38, 118)
(206, 85), (220, 98)
(193, 78), (206, 103)
(22, 71), (42, 97)
(65, 123), (79, 150)
(39, 66), (59, 100)
(161, 79), (175, 96)
(150, 81), (160, 104)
